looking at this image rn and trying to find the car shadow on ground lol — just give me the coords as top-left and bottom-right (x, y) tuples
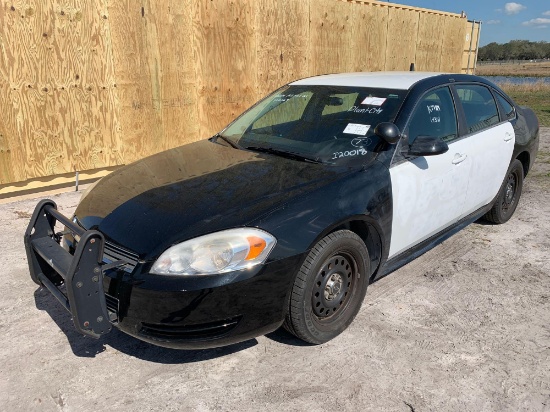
(264, 328), (314, 347)
(33, 287), (257, 363)
(473, 218), (494, 226)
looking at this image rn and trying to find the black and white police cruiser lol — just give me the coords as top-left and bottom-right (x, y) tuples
(25, 72), (539, 349)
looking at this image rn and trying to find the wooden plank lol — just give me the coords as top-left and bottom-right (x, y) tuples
(461, 21), (481, 73)
(471, 22), (480, 51)
(385, 7), (420, 71)
(309, 0), (353, 76)
(470, 22), (481, 73)
(106, 0), (164, 165)
(144, 0), (200, 149)
(193, 0), (258, 137)
(415, 12), (445, 72)
(339, 0), (463, 18)
(255, 0), (310, 96)
(349, 3), (389, 72)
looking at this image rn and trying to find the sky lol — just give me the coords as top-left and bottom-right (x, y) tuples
(391, 1), (550, 45)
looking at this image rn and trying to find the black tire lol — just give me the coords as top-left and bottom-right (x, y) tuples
(484, 159), (524, 224)
(284, 230), (370, 344)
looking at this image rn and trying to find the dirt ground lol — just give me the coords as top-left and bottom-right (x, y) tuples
(1, 130), (549, 412)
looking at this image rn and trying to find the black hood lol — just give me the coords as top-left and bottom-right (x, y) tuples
(76, 139), (362, 259)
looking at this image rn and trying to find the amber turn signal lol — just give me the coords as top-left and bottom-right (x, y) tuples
(245, 236), (267, 260)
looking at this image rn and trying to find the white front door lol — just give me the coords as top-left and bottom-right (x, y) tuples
(388, 86), (471, 258)
(389, 138), (471, 258)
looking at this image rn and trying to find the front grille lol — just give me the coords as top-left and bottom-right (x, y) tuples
(71, 216), (140, 273)
(103, 241), (139, 273)
(104, 293), (119, 322)
(139, 317), (241, 341)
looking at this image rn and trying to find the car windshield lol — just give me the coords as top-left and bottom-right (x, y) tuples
(220, 85), (407, 165)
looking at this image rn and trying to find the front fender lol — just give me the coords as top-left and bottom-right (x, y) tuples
(254, 161), (393, 276)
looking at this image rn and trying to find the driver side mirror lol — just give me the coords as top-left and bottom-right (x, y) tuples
(406, 135), (449, 157)
(374, 122), (401, 144)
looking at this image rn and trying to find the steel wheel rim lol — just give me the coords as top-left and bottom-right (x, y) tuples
(311, 253), (357, 319)
(502, 170), (518, 215)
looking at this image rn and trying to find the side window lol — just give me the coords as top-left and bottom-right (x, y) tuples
(408, 86), (458, 143)
(455, 85), (500, 134)
(495, 92), (516, 120)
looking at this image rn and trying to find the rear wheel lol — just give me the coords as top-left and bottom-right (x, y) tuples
(284, 230), (369, 344)
(484, 159), (524, 224)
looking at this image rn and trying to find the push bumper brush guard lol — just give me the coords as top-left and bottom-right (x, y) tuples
(24, 199), (127, 338)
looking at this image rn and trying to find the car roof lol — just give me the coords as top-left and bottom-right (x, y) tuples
(290, 71), (445, 90)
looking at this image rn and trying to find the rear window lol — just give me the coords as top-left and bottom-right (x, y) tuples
(495, 92), (516, 120)
(455, 85), (500, 134)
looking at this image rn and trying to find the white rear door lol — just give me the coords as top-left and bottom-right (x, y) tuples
(453, 85), (515, 217)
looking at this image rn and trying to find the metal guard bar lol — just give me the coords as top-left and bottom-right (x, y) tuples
(24, 199), (112, 338)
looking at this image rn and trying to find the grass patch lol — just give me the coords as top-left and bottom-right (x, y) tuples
(476, 62), (550, 77)
(496, 81), (550, 127)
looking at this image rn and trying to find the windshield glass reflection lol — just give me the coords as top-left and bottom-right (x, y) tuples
(221, 85), (406, 164)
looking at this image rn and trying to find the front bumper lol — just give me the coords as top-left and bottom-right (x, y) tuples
(25, 199), (302, 349)
(100, 252), (301, 349)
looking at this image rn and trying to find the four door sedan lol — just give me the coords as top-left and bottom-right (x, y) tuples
(25, 72), (539, 349)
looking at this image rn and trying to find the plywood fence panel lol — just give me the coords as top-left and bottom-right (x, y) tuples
(56, 1), (121, 173)
(146, 0), (200, 150)
(440, 15), (467, 72)
(0, 3), (21, 184)
(0, 0), (121, 184)
(385, 7), (420, 71)
(309, 0), (353, 76)
(349, 3), (389, 72)
(0, 0), (472, 189)
(255, 0), (310, 97)
(415, 12), (445, 72)
(194, 0), (258, 137)
(0, 1), (48, 184)
(106, 0), (163, 165)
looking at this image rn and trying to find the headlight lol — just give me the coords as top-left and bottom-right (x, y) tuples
(150, 228), (277, 276)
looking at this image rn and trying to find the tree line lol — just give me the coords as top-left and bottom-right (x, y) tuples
(478, 40), (550, 61)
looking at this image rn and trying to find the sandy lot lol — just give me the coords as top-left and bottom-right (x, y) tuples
(1, 129), (549, 412)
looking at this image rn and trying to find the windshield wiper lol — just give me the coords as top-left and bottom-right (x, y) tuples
(213, 133), (241, 149)
(245, 146), (322, 164)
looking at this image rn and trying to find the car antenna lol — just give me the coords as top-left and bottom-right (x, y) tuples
(410, 63), (415, 71)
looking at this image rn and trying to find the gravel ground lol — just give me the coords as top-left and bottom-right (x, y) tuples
(1, 129), (549, 412)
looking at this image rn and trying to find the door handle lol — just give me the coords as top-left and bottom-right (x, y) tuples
(452, 153), (467, 165)
(504, 132), (513, 142)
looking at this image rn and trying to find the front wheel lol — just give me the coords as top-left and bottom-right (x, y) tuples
(484, 159), (524, 224)
(284, 230), (370, 344)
